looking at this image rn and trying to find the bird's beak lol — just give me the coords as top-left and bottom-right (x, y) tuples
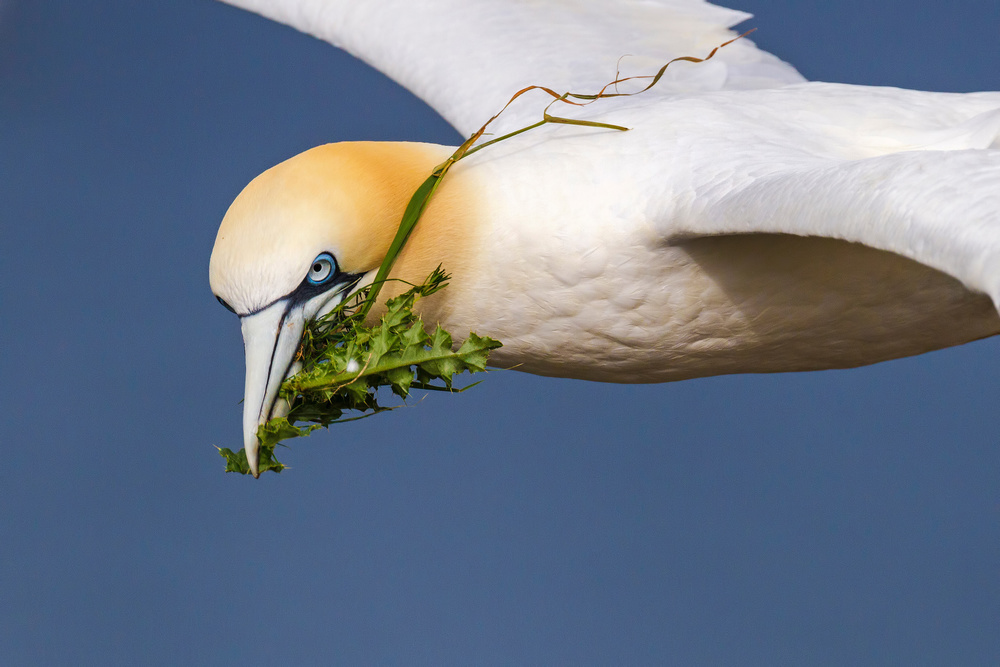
(239, 299), (304, 477)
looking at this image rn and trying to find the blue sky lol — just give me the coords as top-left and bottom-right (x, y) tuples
(2, 0), (999, 663)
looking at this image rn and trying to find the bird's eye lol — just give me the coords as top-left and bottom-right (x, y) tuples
(307, 253), (337, 284)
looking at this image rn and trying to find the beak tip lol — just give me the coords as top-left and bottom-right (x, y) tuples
(245, 443), (260, 478)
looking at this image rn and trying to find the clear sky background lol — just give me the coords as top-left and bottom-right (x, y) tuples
(2, 1), (999, 664)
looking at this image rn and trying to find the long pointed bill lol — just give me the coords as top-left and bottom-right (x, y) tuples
(240, 299), (305, 477)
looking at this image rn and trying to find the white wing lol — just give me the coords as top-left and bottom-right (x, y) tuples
(637, 83), (1000, 304)
(692, 131), (1000, 303)
(220, 0), (1000, 306)
(218, 0), (804, 135)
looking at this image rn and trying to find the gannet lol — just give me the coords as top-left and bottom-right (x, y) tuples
(209, 0), (1000, 476)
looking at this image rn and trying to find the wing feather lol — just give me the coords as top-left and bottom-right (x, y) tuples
(218, 0), (804, 135)
(691, 148), (1000, 305)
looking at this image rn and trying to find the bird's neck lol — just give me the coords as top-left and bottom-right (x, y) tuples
(362, 142), (485, 326)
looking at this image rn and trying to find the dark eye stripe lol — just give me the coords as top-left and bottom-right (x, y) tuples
(215, 252), (357, 318)
(216, 295), (237, 314)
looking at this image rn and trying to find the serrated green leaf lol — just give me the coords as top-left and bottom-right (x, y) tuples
(217, 444), (287, 475)
(258, 417), (320, 450)
(385, 366), (414, 398)
(455, 333), (502, 372)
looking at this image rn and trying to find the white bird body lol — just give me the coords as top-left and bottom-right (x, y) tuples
(408, 84), (1000, 382)
(209, 0), (1000, 473)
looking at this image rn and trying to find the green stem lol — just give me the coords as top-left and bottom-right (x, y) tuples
(355, 171), (447, 319)
(292, 347), (483, 392)
(464, 120), (547, 157)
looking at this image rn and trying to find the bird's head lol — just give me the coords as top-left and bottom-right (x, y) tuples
(209, 141), (451, 476)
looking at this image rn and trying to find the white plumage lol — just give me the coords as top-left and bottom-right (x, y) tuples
(209, 0), (1000, 474)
